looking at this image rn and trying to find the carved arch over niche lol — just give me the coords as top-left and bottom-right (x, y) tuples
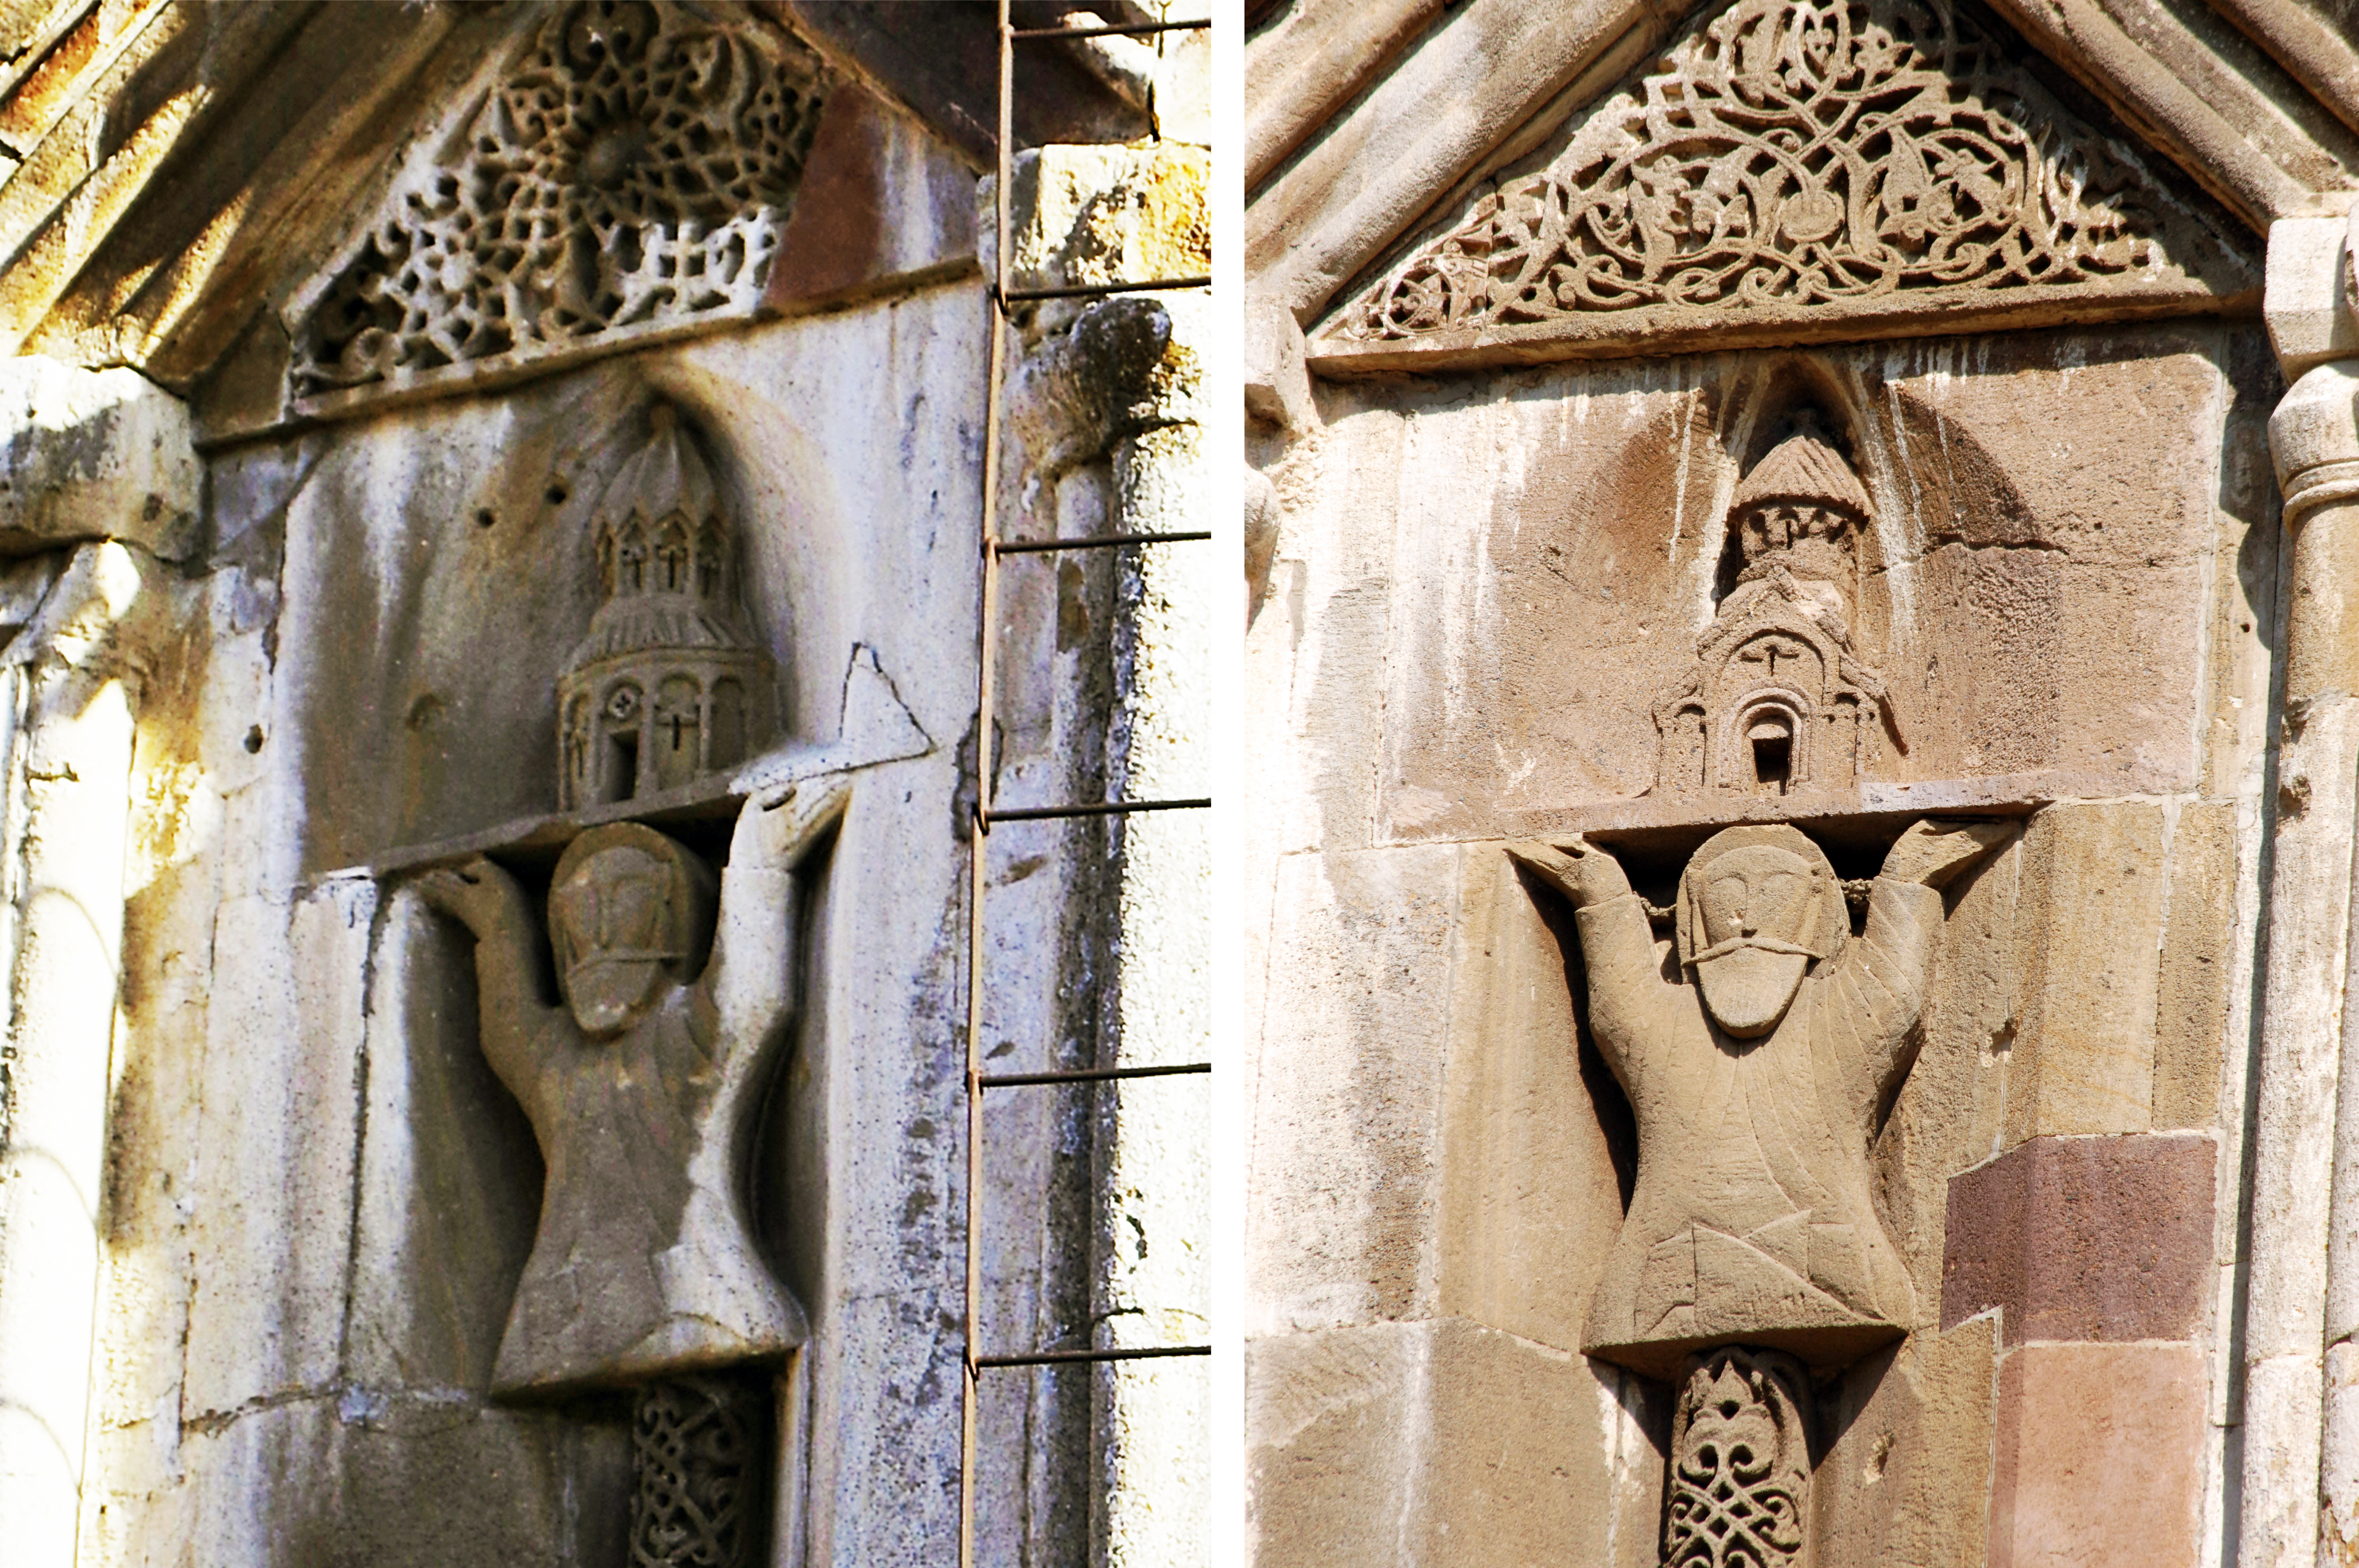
(1306, 0), (2259, 375)
(1675, 356), (2066, 800)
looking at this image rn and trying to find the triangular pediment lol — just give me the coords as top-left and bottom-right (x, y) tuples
(1305, 0), (2260, 373)
(280, 2), (831, 419)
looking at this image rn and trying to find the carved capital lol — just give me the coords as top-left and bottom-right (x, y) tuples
(2270, 360), (2359, 526)
(2264, 212), (2359, 384)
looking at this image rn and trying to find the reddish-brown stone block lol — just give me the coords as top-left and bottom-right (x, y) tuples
(1988, 1343), (2205, 1568)
(1941, 1133), (2214, 1344)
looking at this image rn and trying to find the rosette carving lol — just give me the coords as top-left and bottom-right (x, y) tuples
(291, 0), (825, 401)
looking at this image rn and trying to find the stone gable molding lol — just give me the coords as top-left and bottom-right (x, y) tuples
(283, 0), (828, 419)
(1306, 0), (2258, 373)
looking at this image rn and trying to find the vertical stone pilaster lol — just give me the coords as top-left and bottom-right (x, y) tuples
(992, 139), (1210, 1567)
(0, 541), (176, 1568)
(2249, 208), (2359, 1568)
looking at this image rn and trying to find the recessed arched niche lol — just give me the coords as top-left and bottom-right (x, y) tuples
(1368, 331), (2204, 846)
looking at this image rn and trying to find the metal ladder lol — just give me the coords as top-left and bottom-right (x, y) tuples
(959, 5), (1214, 1563)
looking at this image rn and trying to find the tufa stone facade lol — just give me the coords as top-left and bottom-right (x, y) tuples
(1248, 0), (2359, 1565)
(0, 5), (1208, 1568)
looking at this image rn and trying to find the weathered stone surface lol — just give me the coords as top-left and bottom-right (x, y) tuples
(285, 2), (829, 417)
(2003, 803), (2169, 1140)
(1984, 0), (2359, 230)
(344, 893), (543, 1394)
(1435, 844), (1628, 1354)
(987, 142), (1211, 302)
(1248, 845), (1457, 1335)
(1875, 823), (2024, 1300)
(181, 883), (373, 1420)
(764, 0), (1149, 170)
(1248, 0), (1679, 325)
(18, 2), (483, 389)
(0, 2), (316, 358)
(1941, 1133), (2216, 1343)
(2265, 212), (2359, 380)
(1334, 327), (2242, 843)
(1246, 1317), (1664, 1568)
(1243, 0), (2329, 1555)
(412, 789), (841, 1397)
(266, 291), (978, 876)
(1988, 1342), (2206, 1568)
(2152, 800), (2240, 1130)
(1812, 1318), (1995, 1568)
(762, 82), (977, 314)
(1244, 0), (1443, 189)
(1508, 820), (2004, 1377)
(0, 356), (196, 556)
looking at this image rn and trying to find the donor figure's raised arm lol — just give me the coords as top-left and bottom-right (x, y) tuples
(1831, 818), (2015, 1113)
(413, 856), (561, 1103)
(701, 775), (854, 1046)
(1506, 837), (1662, 1084)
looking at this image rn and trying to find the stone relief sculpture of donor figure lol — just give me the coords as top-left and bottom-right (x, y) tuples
(414, 778), (845, 1396)
(1508, 818), (2008, 1376)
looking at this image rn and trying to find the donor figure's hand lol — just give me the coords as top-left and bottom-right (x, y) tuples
(1506, 836), (1633, 909)
(1879, 818), (2013, 890)
(731, 773), (854, 873)
(413, 856), (530, 937)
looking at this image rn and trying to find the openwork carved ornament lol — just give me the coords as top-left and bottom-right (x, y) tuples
(1322, 0), (2247, 363)
(1664, 1347), (1812, 1568)
(631, 1374), (767, 1568)
(292, 1), (826, 401)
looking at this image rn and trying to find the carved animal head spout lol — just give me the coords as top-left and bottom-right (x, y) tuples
(1676, 824), (1846, 1038)
(549, 822), (717, 1036)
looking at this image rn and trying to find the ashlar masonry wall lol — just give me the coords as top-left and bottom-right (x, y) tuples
(1242, 320), (2283, 1566)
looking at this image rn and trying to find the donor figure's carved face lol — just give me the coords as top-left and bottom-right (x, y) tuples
(1680, 831), (1840, 1039)
(550, 824), (714, 1037)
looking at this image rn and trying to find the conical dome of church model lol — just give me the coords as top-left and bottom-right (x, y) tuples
(558, 404), (774, 809)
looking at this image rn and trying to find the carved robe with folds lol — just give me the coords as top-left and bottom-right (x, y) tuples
(1577, 876), (1936, 1375)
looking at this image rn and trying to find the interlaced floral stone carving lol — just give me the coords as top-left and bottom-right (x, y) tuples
(560, 403), (774, 810)
(1653, 417), (1901, 796)
(630, 1374), (767, 1568)
(1664, 1347), (1812, 1568)
(1324, 0), (2247, 363)
(1506, 818), (2008, 1376)
(291, 0), (825, 401)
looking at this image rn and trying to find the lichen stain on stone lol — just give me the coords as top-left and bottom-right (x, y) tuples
(128, 759), (212, 874)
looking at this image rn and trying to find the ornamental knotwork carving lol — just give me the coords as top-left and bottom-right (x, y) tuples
(630, 1374), (766, 1568)
(1346, 0), (2225, 344)
(1663, 1347), (1812, 1568)
(291, 0), (825, 399)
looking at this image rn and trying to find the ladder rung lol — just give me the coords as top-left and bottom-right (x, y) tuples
(974, 1344), (1212, 1368)
(1010, 19), (1212, 40)
(999, 276), (1212, 303)
(981, 797), (1210, 823)
(994, 529), (1211, 554)
(979, 1061), (1211, 1088)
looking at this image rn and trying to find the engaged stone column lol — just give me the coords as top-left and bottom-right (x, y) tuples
(2247, 210), (2359, 1567)
(993, 140), (1212, 1567)
(0, 360), (194, 1568)
(0, 543), (173, 1568)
